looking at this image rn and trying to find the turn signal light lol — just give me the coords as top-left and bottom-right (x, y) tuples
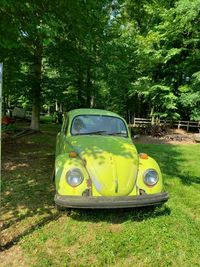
(69, 151), (78, 158)
(139, 153), (148, 159)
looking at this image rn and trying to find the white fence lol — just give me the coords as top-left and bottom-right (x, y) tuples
(129, 117), (200, 132)
(9, 108), (48, 120)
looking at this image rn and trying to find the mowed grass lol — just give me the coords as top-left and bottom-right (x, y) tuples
(1, 123), (200, 267)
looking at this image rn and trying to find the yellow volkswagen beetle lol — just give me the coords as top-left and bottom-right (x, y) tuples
(54, 109), (169, 209)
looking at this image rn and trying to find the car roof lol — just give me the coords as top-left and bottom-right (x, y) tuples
(67, 108), (124, 120)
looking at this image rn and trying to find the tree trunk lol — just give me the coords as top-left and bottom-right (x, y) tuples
(30, 44), (42, 131)
(150, 106), (155, 125)
(137, 94), (141, 117)
(30, 89), (40, 131)
(125, 87), (129, 122)
(77, 65), (84, 107)
(86, 67), (91, 107)
(3, 95), (6, 115)
(55, 100), (59, 111)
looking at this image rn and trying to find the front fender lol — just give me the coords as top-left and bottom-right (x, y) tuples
(55, 153), (89, 196)
(136, 156), (163, 194)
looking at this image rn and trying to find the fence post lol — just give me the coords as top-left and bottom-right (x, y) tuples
(178, 121), (180, 129)
(133, 117), (135, 127)
(187, 121), (189, 132)
(151, 116), (154, 125)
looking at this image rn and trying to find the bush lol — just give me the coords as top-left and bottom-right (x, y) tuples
(2, 124), (17, 133)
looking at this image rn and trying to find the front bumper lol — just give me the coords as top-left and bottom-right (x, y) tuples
(55, 192), (169, 209)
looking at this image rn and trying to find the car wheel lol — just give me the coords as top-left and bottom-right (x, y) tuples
(55, 204), (71, 215)
(55, 204), (65, 211)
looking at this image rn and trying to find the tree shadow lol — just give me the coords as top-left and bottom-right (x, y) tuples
(0, 212), (62, 252)
(69, 204), (171, 224)
(1, 122), (199, 252)
(1, 126), (58, 250)
(177, 174), (200, 185)
(135, 143), (200, 186)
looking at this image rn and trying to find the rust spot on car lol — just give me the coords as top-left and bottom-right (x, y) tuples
(115, 178), (118, 193)
(82, 158), (87, 166)
(87, 178), (92, 187)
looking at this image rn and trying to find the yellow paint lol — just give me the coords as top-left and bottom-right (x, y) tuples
(136, 156), (163, 194)
(55, 109), (164, 197)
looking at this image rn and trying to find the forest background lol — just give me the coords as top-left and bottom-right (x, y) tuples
(1, 0), (200, 130)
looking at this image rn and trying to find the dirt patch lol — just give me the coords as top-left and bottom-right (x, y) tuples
(133, 129), (198, 144)
(108, 224), (123, 233)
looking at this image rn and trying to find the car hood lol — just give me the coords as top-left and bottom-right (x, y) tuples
(68, 136), (139, 196)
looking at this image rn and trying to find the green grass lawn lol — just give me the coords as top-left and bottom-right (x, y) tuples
(1, 123), (200, 267)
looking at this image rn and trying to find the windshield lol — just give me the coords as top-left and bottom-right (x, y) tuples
(71, 115), (128, 137)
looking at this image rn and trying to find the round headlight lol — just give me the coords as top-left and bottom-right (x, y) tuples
(144, 169), (159, 186)
(66, 168), (84, 187)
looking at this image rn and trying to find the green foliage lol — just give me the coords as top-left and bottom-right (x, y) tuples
(149, 85), (179, 119)
(1, 0), (200, 124)
(179, 92), (200, 120)
(154, 0), (200, 120)
(2, 123), (17, 133)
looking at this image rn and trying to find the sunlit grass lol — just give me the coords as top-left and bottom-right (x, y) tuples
(1, 123), (200, 266)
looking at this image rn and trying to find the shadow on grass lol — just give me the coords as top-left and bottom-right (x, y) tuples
(0, 212), (61, 252)
(135, 143), (200, 186)
(0, 207), (56, 232)
(69, 204), (171, 224)
(1, 125), (58, 251)
(177, 174), (200, 185)
(1, 122), (199, 252)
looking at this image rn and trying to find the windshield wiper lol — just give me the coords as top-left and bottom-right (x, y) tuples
(74, 131), (107, 135)
(74, 131), (127, 136)
(86, 130), (107, 135)
(108, 132), (127, 136)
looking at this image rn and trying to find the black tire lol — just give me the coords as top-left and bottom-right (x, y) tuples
(55, 204), (65, 211)
(55, 204), (72, 215)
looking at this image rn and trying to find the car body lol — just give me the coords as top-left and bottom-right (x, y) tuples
(54, 108), (169, 209)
